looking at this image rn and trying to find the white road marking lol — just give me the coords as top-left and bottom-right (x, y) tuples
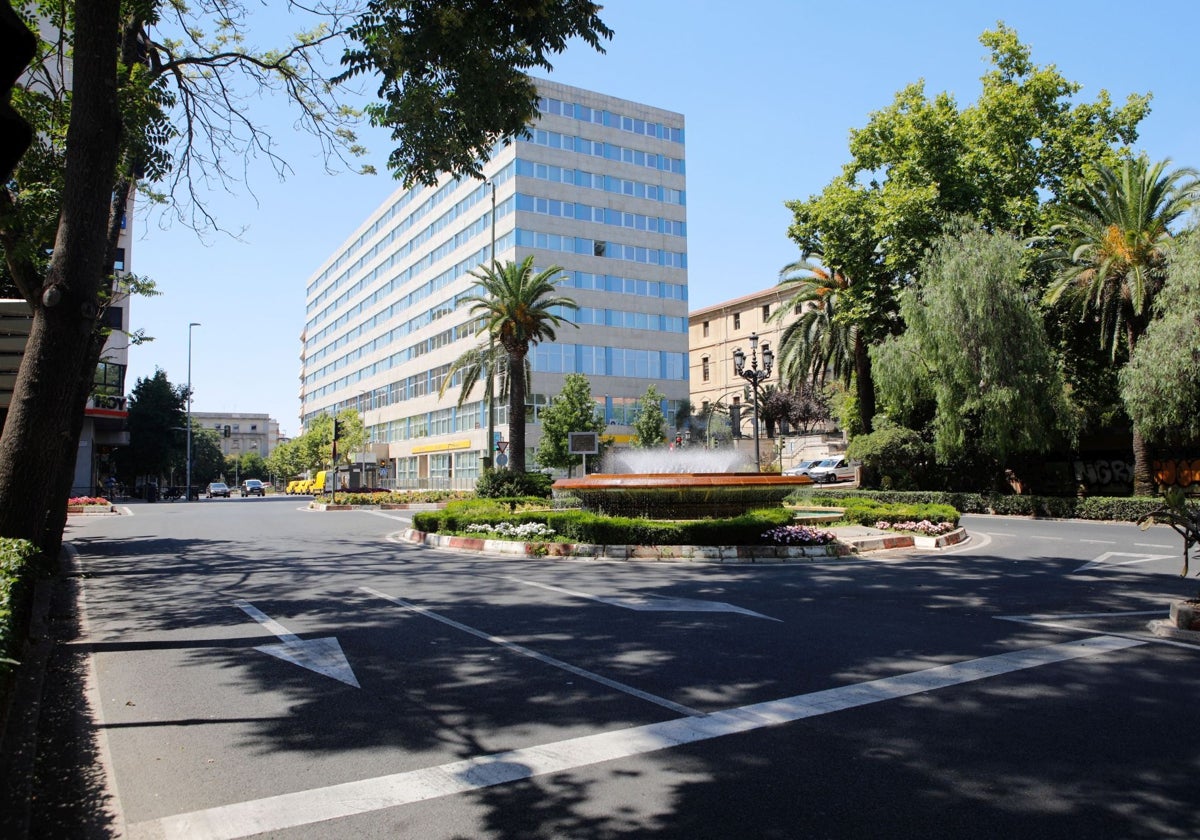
(1073, 551), (1173, 573)
(1135, 543), (1173, 549)
(508, 576), (779, 621)
(361, 586), (700, 717)
(135, 635), (1144, 840)
(1080, 539), (1115, 544)
(234, 600), (360, 688)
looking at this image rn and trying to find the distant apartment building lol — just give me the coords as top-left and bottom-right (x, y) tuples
(299, 79), (690, 485)
(689, 285), (842, 467)
(191, 411), (278, 459)
(688, 286), (795, 431)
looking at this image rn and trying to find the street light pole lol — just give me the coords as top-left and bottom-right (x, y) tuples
(732, 332), (773, 472)
(359, 389), (370, 490)
(484, 178), (497, 471)
(186, 322), (200, 499)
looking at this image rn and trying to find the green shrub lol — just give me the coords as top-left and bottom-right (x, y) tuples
(826, 496), (959, 527)
(845, 422), (930, 490)
(795, 488), (1170, 523)
(475, 470), (553, 499)
(413, 504), (794, 545)
(1, 538), (40, 679)
(322, 489), (473, 506)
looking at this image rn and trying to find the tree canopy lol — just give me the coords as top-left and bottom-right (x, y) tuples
(631, 385), (667, 449)
(534, 373), (607, 475)
(783, 23), (1150, 436)
(1120, 231), (1200, 448)
(0, 1), (610, 552)
(873, 223), (1076, 469)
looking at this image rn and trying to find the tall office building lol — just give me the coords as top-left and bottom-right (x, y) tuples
(299, 79), (689, 486)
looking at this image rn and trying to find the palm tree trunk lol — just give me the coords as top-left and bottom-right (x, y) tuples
(1126, 323), (1155, 496)
(508, 349), (527, 472)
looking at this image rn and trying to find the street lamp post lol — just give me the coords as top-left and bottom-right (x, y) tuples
(732, 332), (773, 472)
(186, 322), (200, 500)
(359, 389), (370, 490)
(484, 178), (497, 471)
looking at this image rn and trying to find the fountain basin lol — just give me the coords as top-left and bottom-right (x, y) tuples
(553, 472), (814, 519)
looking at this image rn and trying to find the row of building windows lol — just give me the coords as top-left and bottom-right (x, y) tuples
(566, 306), (687, 333)
(352, 394), (689, 450)
(308, 111), (686, 308)
(514, 229), (687, 268)
(564, 270), (686, 301)
(529, 343), (687, 380)
(305, 172), (686, 338)
(304, 230), (512, 358)
(515, 193), (686, 237)
(303, 291), (685, 390)
(304, 256), (686, 372)
(515, 158), (685, 205)
(306, 164), (509, 301)
(519, 130), (685, 175)
(537, 95), (685, 144)
(306, 188), (513, 327)
(304, 339), (688, 415)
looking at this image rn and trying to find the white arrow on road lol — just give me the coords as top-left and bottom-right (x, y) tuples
(507, 577), (780, 621)
(1073, 551), (1174, 574)
(235, 600), (360, 687)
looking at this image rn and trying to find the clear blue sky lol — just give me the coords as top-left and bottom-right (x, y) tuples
(128, 0), (1200, 437)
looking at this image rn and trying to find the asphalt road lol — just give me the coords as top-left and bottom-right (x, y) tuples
(24, 500), (1200, 838)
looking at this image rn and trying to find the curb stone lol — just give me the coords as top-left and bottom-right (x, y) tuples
(398, 528), (969, 562)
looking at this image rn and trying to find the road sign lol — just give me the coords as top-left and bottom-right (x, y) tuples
(495, 453), (508, 467)
(497, 441), (509, 453)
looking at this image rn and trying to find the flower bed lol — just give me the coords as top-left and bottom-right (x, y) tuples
(762, 524), (838, 545)
(874, 519), (956, 537)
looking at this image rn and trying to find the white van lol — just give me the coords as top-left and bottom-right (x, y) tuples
(807, 457), (859, 484)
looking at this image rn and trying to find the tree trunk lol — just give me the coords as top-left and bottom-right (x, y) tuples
(854, 331), (875, 434)
(0, 0), (122, 546)
(508, 348), (527, 472)
(1126, 322), (1155, 497)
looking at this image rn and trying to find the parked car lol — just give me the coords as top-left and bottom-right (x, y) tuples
(205, 481), (230, 498)
(783, 458), (821, 477)
(807, 457), (859, 484)
(240, 479), (265, 497)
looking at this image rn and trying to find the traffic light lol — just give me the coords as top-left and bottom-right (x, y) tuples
(223, 425), (231, 438)
(333, 419), (342, 441)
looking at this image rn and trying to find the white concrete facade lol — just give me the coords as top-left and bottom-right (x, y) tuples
(300, 80), (690, 485)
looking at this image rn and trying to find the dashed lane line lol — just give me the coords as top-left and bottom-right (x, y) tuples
(130, 635), (1143, 840)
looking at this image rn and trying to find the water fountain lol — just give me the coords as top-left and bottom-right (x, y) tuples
(552, 448), (814, 519)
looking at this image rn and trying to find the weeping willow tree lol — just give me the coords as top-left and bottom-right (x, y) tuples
(873, 223), (1077, 479)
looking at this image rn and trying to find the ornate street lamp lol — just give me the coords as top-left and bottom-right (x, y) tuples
(733, 332), (773, 471)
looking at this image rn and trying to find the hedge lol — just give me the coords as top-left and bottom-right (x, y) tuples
(413, 502), (795, 545)
(797, 488), (1169, 522)
(1, 538), (39, 679)
(823, 497), (959, 528)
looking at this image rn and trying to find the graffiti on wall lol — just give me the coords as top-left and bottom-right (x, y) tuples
(1073, 458), (1133, 489)
(1153, 458), (1200, 488)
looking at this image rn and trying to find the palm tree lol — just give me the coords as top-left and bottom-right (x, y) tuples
(461, 256), (578, 472)
(438, 327), (530, 460)
(1044, 154), (1200, 494)
(771, 254), (887, 434)
(771, 257), (856, 388)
